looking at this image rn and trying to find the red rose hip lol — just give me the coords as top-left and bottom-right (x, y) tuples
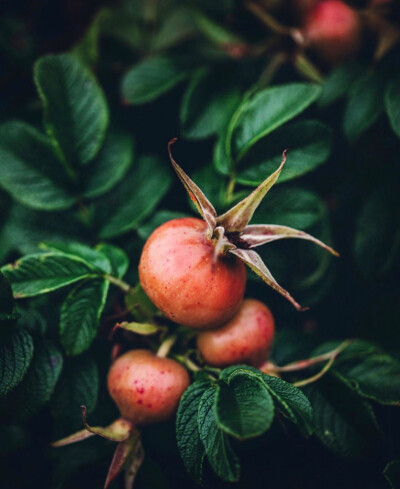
(138, 217), (247, 329)
(197, 299), (275, 368)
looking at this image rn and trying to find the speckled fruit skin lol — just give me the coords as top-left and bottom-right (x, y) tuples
(304, 0), (361, 64)
(197, 299), (275, 368)
(138, 217), (247, 329)
(107, 350), (190, 425)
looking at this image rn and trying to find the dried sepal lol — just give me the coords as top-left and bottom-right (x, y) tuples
(216, 151), (287, 233)
(168, 138), (217, 236)
(81, 405), (134, 442)
(240, 224), (339, 256)
(212, 226), (236, 264)
(229, 248), (308, 311)
(51, 427), (95, 447)
(124, 437), (145, 489)
(105, 432), (142, 489)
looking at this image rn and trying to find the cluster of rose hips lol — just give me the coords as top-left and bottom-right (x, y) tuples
(54, 142), (338, 487)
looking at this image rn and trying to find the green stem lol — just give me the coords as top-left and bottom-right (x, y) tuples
(157, 335), (177, 358)
(246, 2), (291, 35)
(106, 275), (132, 293)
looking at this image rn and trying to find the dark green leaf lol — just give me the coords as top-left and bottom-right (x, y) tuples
(121, 56), (188, 105)
(236, 120), (332, 186)
(233, 83), (322, 160)
(176, 380), (210, 484)
(152, 7), (198, 50)
(318, 63), (364, 107)
(98, 155), (172, 238)
(385, 73), (400, 138)
(72, 12), (101, 67)
(34, 54), (109, 165)
(197, 387), (240, 482)
(215, 371), (274, 439)
(384, 460), (400, 489)
(0, 328), (34, 397)
(0, 271), (14, 314)
(305, 371), (381, 457)
(137, 210), (188, 241)
(2, 252), (98, 298)
(60, 279), (109, 356)
(83, 130), (134, 199)
(0, 122), (75, 210)
(96, 243), (129, 278)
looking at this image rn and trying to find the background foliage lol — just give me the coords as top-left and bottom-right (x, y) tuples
(0, 0), (399, 488)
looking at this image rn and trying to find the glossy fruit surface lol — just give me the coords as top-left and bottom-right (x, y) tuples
(138, 217), (247, 329)
(197, 299), (275, 368)
(107, 350), (190, 425)
(303, 0), (362, 64)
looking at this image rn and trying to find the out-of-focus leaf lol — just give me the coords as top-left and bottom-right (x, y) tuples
(137, 210), (188, 241)
(72, 11), (101, 67)
(384, 460), (400, 489)
(34, 54), (109, 165)
(318, 62), (364, 107)
(0, 122), (75, 211)
(152, 7), (198, 50)
(236, 120), (332, 186)
(121, 56), (188, 105)
(385, 73), (400, 138)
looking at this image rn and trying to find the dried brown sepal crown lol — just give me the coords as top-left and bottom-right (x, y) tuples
(168, 139), (339, 311)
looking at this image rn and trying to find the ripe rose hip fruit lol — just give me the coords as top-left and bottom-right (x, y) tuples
(107, 349), (190, 425)
(139, 217), (247, 329)
(303, 0), (362, 64)
(197, 299), (275, 368)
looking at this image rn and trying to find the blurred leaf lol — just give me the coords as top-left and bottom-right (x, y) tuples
(197, 387), (240, 482)
(0, 425), (28, 455)
(152, 7), (198, 50)
(10, 340), (63, 421)
(98, 155), (172, 239)
(0, 328), (34, 397)
(34, 54), (109, 165)
(176, 380), (210, 484)
(60, 279), (109, 356)
(343, 70), (385, 142)
(181, 68), (241, 139)
(0, 122), (75, 211)
(318, 62), (364, 107)
(215, 370), (274, 440)
(121, 55), (188, 105)
(236, 120), (332, 186)
(0, 271), (14, 315)
(2, 253), (98, 298)
(384, 460), (400, 489)
(137, 210), (188, 240)
(192, 164), (227, 213)
(82, 130), (134, 199)
(385, 73), (400, 139)
(233, 83), (322, 161)
(72, 12), (101, 67)
(305, 371), (381, 458)
(96, 243), (129, 278)
(213, 128), (233, 176)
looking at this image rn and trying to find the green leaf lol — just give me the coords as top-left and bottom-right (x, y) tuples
(213, 130), (233, 176)
(385, 73), (400, 138)
(98, 155), (172, 239)
(343, 71), (384, 142)
(121, 56), (188, 105)
(34, 54), (109, 165)
(40, 241), (112, 273)
(114, 322), (163, 335)
(0, 328), (34, 397)
(137, 210), (188, 241)
(2, 252), (98, 298)
(197, 387), (240, 482)
(318, 62), (364, 107)
(384, 460), (400, 489)
(0, 122), (75, 210)
(176, 380), (210, 484)
(304, 371), (381, 457)
(338, 354), (400, 406)
(152, 7), (198, 50)
(215, 371), (274, 440)
(9, 340), (63, 421)
(60, 279), (109, 356)
(95, 243), (129, 278)
(233, 83), (322, 161)
(180, 68), (241, 140)
(82, 130), (134, 199)
(72, 11), (101, 67)
(0, 271), (14, 315)
(236, 120), (332, 186)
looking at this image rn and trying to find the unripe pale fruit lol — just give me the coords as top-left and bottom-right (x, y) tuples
(138, 217), (247, 329)
(197, 299), (275, 368)
(107, 350), (190, 425)
(303, 0), (362, 64)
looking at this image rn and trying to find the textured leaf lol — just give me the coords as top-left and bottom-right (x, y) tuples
(181, 68), (241, 139)
(10, 340), (63, 421)
(2, 253), (98, 298)
(82, 130), (134, 199)
(236, 120), (332, 186)
(41, 242), (112, 273)
(34, 54), (109, 165)
(384, 460), (400, 489)
(0, 328), (34, 397)
(137, 210), (188, 241)
(60, 279), (109, 356)
(197, 387), (240, 482)
(176, 380), (210, 484)
(385, 73), (400, 138)
(98, 155), (172, 239)
(233, 83), (322, 160)
(0, 122), (75, 210)
(305, 371), (381, 457)
(215, 371), (274, 439)
(96, 243), (129, 278)
(121, 55), (188, 105)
